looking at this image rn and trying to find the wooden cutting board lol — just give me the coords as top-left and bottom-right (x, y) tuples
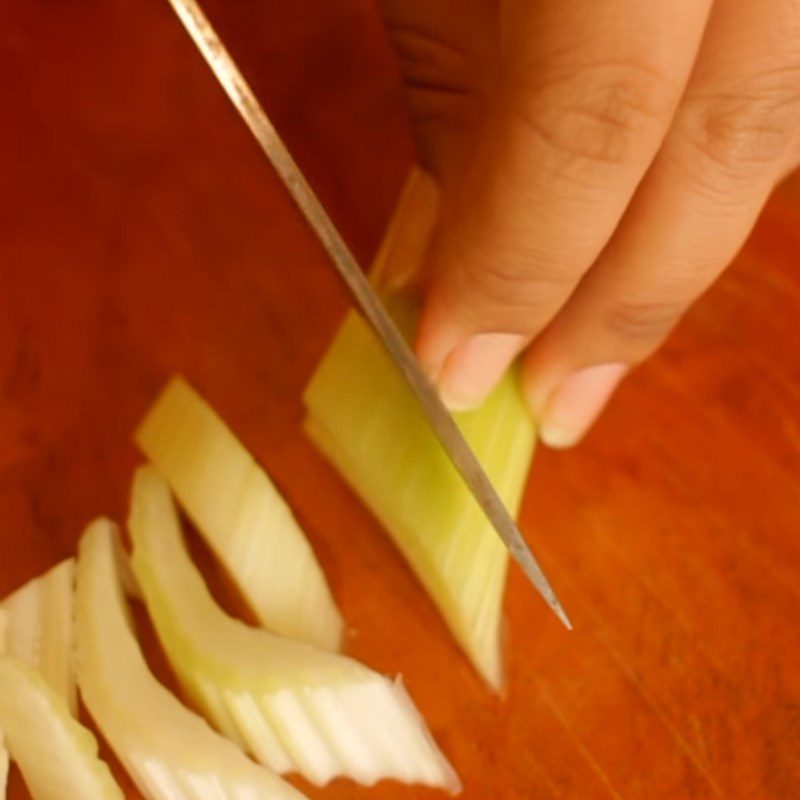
(2, 1), (799, 797)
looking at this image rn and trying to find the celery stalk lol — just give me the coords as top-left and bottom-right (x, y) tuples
(75, 518), (308, 800)
(135, 376), (344, 652)
(303, 296), (535, 691)
(0, 656), (123, 800)
(1, 559), (77, 714)
(129, 466), (461, 793)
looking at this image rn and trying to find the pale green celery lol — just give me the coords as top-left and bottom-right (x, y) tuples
(0, 656), (123, 800)
(129, 466), (461, 793)
(135, 375), (343, 652)
(1, 558), (77, 714)
(75, 517), (308, 800)
(303, 297), (536, 690)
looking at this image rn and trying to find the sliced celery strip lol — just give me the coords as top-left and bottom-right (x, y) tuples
(129, 466), (461, 793)
(135, 375), (344, 652)
(75, 517), (308, 800)
(0, 656), (123, 800)
(1, 558), (77, 713)
(303, 298), (535, 690)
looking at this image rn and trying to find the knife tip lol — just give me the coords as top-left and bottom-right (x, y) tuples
(514, 547), (573, 631)
(553, 601), (573, 631)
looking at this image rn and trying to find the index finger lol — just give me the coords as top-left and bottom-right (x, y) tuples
(416, 0), (711, 401)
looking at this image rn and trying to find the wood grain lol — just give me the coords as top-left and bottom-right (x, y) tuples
(1, 1), (799, 798)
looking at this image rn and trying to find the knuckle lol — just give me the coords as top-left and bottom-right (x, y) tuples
(387, 24), (477, 98)
(386, 26), (479, 167)
(453, 247), (572, 332)
(678, 71), (800, 175)
(507, 58), (675, 170)
(605, 300), (683, 344)
(387, 25), (481, 166)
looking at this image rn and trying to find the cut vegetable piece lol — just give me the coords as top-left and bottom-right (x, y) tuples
(1, 558), (77, 713)
(135, 375), (343, 652)
(129, 466), (460, 793)
(0, 656), (123, 800)
(75, 517), (308, 800)
(303, 293), (535, 690)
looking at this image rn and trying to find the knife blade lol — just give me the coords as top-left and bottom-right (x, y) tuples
(166, 0), (571, 630)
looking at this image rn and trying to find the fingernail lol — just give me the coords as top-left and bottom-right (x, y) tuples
(539, 363), (627, 448)
(437, 332), (526, 411)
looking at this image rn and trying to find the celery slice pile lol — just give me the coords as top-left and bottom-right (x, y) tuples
(75, 518), (308, 800)
(303, 298), (535, 690)
(0, 655), (123, 800)
(129, 466), (460, 792)
(135, 375), (344, 652)
(1, 558), (77, 713)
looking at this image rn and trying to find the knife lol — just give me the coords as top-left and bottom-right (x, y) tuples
(165, 0), (571, 630)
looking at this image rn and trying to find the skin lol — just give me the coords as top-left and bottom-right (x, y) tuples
(379, 0), (800, 447)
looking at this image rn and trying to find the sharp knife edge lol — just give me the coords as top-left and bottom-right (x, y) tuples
(166, 0), (571, 630)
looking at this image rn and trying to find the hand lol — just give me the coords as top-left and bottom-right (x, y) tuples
(379, 0), (800, 447)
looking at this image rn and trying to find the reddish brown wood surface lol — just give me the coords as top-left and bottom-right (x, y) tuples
(2, 2), (799, 798)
